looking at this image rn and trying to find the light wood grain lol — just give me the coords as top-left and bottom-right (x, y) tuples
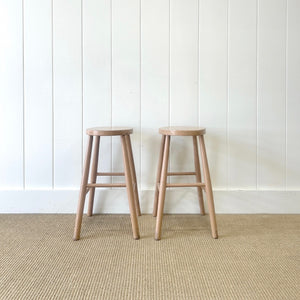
(153, 128), (217, 240)
(167, 172), (196, 176)
(121, 135), (140, 239)
(87, 183), (126, 188)
(166, 183), (205, 188)
(159, 127), (206, 136)
(125, 134), (141, 216)
(199, 135), (218, 239)
(87, 136), (100, 217)
(97, 172), (125, 176)
(155, 135), (170, 240)
(87, 127), (133, 136)
(73, 136), (93, 241)
(193, 136), (205, 215)
(153, 135), (166, 217)
(74, 131), (140, 240)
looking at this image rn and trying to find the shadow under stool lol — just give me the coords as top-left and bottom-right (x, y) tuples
(73, 127), (141, 241)
(153, 126), (218, 241)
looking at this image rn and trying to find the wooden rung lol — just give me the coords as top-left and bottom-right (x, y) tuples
(97, 172), (125, 176)
(87, 183), (126, 188)
(166, 183), (205, 188)
(167, 172), (196, 176)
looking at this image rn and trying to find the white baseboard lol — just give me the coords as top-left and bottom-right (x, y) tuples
(0, 189), (299, 213)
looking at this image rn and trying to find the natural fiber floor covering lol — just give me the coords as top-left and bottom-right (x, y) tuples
(0, 214), (299, 300)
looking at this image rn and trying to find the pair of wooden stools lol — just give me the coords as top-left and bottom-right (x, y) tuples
(73, 126), (218, 241)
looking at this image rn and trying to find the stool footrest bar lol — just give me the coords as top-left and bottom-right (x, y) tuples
(87, 183), (126, 188)
(166, 183), (205, 188)
(97, 172), (125, 176)
(167, 172), (196, 176)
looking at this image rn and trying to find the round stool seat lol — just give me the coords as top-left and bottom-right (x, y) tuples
(159, 126), (206, 136)
(86, 127), (133, 136)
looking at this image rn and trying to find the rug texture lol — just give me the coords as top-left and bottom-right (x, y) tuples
(0, 214), (299, 299)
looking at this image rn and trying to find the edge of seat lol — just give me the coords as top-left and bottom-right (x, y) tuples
(86, 127), (133, 136)
(159, 126), (206, 136)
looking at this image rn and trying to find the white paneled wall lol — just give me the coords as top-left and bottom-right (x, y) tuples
(83, 0), (112, 185)
(0, 0), (23, 189)
(24, 0), (52, 189)
(170, 0), (199, 184)
(0, 0), (300, 213)
(228, 0), (257, 189)
(257, 0), (287, 189)
(53, 0), (82, 188)
(199, 0), (228, 188)
(287, 0), (300, 189)
(141, 0), (169, 190)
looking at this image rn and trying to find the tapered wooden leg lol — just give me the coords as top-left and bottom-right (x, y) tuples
(193, 136), (205, 215)
(198, 135), (218, 239)
(73, 136), (93, 241)
(125, 134), (141, 216)
(153, 135), (166, 217)
(121, 135), (140, 240)
(155, 135), (170, 241)
(87, 136), (100, 217)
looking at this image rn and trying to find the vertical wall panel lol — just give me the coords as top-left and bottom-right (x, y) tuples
(257, 0), (286, 189)
(199, 0), (228, 189)
(24, 0), (52, 188)
(286, 0), (300, 189)
(53, 0), (82, 188)
(170, 0), (198, 126)
(112, 0), (140, 185)
(83, 0), (111, 184)
(170, 0), (199, 182)
(141, 0), (169, 190)
(0, 0), (23, 189)
(228, 0), (257, 189)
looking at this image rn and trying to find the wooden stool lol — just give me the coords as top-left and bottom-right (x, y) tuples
(73, 127), (141, 241)
(153, 126), (218, 240)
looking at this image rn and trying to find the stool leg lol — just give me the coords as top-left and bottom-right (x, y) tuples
(87, 136), (100, 217)
(155, 135), (170, 241)
(193, 136), (205, 215)
(121, 135), (140, 240)
(125, 134), (141, 216)
(73, 136), (93, 241)
(198, 135), (218, 239)
(153, 135), (166, 217)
